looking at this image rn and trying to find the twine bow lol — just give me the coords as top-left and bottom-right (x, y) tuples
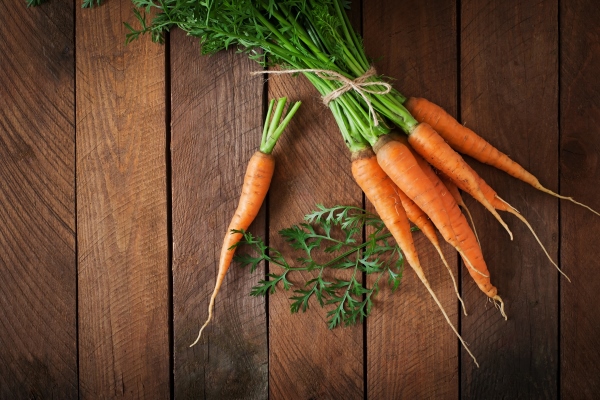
(251, 66), (392, 126)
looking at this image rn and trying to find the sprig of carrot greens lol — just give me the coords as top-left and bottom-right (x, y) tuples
(233, 204), (410, 328)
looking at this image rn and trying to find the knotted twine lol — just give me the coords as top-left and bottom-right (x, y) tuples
(251, 66), (392, 126)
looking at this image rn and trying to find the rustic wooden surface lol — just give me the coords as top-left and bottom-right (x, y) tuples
(460, 0), (559, 398)
(363, 1), (460, 398)
(76, 1), (170, 398)
(0, 0), (77, 398)
(1, 0), (600, 399)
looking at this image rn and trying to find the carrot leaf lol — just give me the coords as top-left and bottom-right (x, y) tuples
(235, 204), (415, 329)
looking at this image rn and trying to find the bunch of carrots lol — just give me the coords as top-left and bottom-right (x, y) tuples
(114, 0), (599, 365)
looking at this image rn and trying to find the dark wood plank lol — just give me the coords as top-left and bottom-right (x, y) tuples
(76, 1), (170, 397)
(267, 77), (364, 399)
(560, 1), (600, 397)
(460, 0), (559, 397)
(0, 1), (77, 398)
(363, 1), (460, 398)
(170, 31), (268, 398)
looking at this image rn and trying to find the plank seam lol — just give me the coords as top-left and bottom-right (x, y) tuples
(74, 0), (80, 397)
(557, 0), (562, 397)
(165, 31), (175, 400)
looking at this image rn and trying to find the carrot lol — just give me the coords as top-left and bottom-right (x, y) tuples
(375, 134), (487, 291)
(191, 98), (301, 347)
(405, 97), (599, 216)
(373, 134), (458, 248)
(390, 134), (488, 277)
(410, 150), (507, 319)
(407, 122), (514, 239)
(439, 173), (481, 247)
(351, 148), (478, 366)
(393, 184), (467, 315)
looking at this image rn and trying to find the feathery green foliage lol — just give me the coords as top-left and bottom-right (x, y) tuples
(233, 204), (414, 329)
(123, 0), (421, 150)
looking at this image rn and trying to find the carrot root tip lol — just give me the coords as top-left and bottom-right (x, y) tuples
(436, 244), (468, 316)
(413, 266), (479, 367)
(501, 200), (572, 282)
(190, 319), (211, 347)
(492, 295), (508, 320)
(538, 187), (600, 217)
(190, 297), (217, 347)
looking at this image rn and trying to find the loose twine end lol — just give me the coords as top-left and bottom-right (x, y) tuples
(251, 66), (392, 126)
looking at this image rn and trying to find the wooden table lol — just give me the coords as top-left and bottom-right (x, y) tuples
(2, 0), (599, 398)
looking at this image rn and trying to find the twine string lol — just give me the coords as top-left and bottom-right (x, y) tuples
(251, 66), (391, 126)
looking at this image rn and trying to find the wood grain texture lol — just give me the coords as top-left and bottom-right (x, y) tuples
(560, 0), (600, 397)
(267, 75), (364, 399)
(460, 0), (559, 398)
(363, 1), (460, 398)
(170, 31), (268, 399)
(76, 1), (170, 397)
(0, 1), (76, 398)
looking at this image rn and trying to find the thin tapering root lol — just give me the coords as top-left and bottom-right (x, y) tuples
(537, 186), (600, 217)
(190, 295), (217, 347)
(490, 207), (513, 240)
(459, 202), (481, 247)
(499, 202), (572, 283)
(435, 244), (468, 316)
(458, 249), (489, 278)
(414, 269), (479, 367)
(492, 295), (507, 320)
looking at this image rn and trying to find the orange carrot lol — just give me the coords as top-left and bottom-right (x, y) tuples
(439, 173), (481, 247)
(374, 134), (459, 248)
(352, 148), (478, 366)
(375, 134), (488, 298)
(406, 145), (507, 318)
(191, 98), (301, 347)
(191, 151), (275, 347)
(405, 96), (599, 216)
(390, 134), (488, 278)
(407, 122), (513, 239)
(393, 184), (467, 315)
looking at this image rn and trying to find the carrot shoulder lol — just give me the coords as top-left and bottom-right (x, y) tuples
(374, 134), (459, 248)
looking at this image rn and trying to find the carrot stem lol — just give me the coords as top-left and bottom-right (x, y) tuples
(261, 99), (276, 150)
(261, 98), (302, 155)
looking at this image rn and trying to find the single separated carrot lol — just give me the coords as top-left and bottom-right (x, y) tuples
(405, 97), (599, 216)
(407, 122), (513, 239)
(191, 98), (301, 347)
(351, 148), (478, 366)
